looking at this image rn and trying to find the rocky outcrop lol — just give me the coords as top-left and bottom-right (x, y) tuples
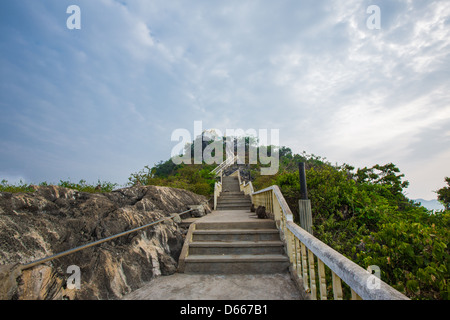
(0, 185), (209, 300)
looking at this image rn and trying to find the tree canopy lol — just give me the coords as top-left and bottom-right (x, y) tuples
(437, 177), (450, 211)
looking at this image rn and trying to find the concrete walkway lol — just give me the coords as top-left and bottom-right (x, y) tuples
(123, 273), (302, 300)
(123, 210), (303, 300)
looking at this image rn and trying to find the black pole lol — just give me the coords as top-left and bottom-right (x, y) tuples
(299, 162), (308, 200)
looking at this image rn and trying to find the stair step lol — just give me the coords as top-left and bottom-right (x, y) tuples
(183, 254), (290, 274)
(217, 199), (250, 203)
(193, 229), (280, 241)
(217, 200), (251, 204)
(216, 205), (252, 209)
(189, 241), (284, 255)
(216, 205), (251, 209)
(185, 254), (289, 262)
(216, 206), (251, 211)
(218, 197), (248, 199)
(195, 221), (276, 230)
(218, 196), (248, 199)
(218, 198), (250, 201)
(217, 203), (250, 205)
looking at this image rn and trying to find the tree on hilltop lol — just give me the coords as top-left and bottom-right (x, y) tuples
(436, 177), (450, 210)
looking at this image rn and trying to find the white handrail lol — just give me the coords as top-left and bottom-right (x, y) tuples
(286, 221), (409, 300)
(210, 142), (237, 177)
(211, 154), (236, 176)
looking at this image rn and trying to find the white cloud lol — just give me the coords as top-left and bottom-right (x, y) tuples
(1, 0), (450, 199)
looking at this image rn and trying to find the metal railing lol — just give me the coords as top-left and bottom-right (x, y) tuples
(236, 171), (409, 300)
(21, 209), (195, 270)
(211, 155), (236, 177)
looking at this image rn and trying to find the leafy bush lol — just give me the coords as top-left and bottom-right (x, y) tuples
(58, 179), (118, 193)
(128, 163), (217, 197)
(355, 218), (449, 299)
(437, 177), (450, 210)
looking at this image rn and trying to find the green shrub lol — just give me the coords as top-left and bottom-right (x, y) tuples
(0, 179), (36, 193)
(58, 179), (118, 193)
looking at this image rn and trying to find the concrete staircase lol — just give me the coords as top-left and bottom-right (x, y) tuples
(216, 175), (252, 211)
(178, 172), (290, 274)
(181, 216), (290, 274)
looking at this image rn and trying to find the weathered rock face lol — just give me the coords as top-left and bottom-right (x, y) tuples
(0, 185), (209, 300)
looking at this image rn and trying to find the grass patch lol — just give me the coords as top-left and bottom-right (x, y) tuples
(0, 179), (119, 193)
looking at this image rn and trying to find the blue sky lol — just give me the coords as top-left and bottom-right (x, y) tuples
(1, 0), (449, 200)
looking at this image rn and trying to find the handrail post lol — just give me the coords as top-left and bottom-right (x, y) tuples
(298, 162), (313, 234)
(214, 171), (222, 210)
(299, 162), (308, 200)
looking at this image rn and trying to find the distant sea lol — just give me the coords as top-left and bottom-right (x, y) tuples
(413, 199), (446, 212)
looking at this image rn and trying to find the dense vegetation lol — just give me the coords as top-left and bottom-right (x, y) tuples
(1, 136), (448, 299)
(250, 148), (449, 300)
(127, 162), (216, 196)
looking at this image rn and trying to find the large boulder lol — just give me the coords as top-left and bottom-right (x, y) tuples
(0, 185), (208, 300)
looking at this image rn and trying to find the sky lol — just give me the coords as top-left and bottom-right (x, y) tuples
(1, 0), (449, 200)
